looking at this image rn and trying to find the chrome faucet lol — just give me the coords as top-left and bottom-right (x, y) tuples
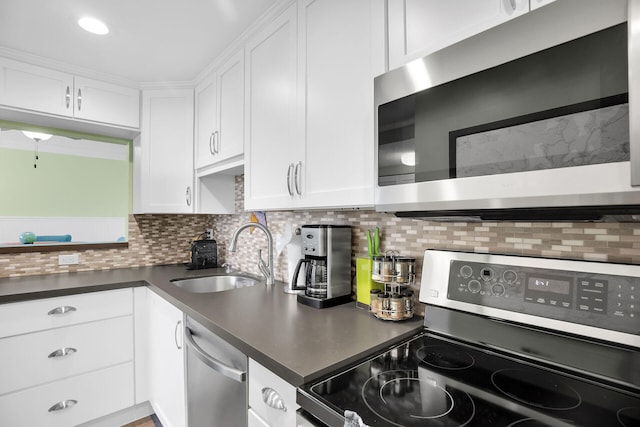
(228, 222), (274, 285)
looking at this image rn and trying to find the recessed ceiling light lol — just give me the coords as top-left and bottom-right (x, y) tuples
(78, 17), (109, 35)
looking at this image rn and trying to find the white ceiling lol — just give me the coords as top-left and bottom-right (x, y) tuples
(0, 0), (279, 84)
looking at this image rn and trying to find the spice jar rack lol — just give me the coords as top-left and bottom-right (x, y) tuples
(369, 252), (416, 321)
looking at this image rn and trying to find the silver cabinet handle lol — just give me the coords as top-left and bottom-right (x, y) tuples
(174, 320), (182, 350)
(77, 88), (82, 111)
(186, 186), (192, 207)
(209, 132), (215, 155)
(65, 86), (71, 109)
(286, 163), (294, 196)
(261, 387), (287, 412)
(47, 306), (76, 316)
(184, 326), (246, 383)
(48, 399), (77, 412)
(294, 161), (302, 196)
(213, 131), (220, 154)
(48, 347), (77, 359)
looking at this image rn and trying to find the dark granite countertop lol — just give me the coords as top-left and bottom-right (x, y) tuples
(0, 265), (423, 386)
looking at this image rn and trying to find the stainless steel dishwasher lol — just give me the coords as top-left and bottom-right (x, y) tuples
(184, 316), (247, 427)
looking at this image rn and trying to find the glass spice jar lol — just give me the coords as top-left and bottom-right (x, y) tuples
(390, 294), (404, 320)
(370, 289), (382, 315)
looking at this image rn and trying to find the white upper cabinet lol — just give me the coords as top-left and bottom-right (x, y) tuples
(245, 0), (377, 211)
(194, 70), (217, 169)
(0, 57), (140, 129)
(73, 76), (140, 128)
(134, 88), (194, 214)
(244, 3), (301, 210)
(387, 0), (529, 70)
(216, 51), (245, 164)
(297, 0), (375, 209)
(195, 50), (245, 171)
(0, 58), (74, 117)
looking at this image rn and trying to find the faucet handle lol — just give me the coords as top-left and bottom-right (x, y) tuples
(221, 263), (233, 273)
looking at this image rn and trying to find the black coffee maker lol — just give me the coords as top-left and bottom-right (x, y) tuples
(187, 239), (218, 270)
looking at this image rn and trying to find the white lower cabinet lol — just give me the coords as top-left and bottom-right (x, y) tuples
(0, 289), (134, 427)
(248, 407), (271, 427)
(146, 289), (186, 427)
(0, 363), (134, 427)
(248, 358), (298, 427)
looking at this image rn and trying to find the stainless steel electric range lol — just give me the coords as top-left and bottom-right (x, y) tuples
(298, 250), (640, 426)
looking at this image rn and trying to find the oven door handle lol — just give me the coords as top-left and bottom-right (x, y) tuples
(184, 326), (246, 383)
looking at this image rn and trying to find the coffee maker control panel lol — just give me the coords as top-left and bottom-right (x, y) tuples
(302, 227), (327, 256)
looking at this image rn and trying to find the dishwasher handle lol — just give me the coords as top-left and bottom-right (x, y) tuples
(184, 326), (246, 383)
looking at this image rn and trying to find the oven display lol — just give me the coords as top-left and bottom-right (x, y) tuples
(524, 274), (573, 308)
(527, 276), (571, 295)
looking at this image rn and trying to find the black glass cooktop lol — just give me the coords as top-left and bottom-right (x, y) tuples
(302, 333), (640, 426)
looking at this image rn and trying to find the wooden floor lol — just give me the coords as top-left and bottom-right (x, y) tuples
(121, 415), (161, 427)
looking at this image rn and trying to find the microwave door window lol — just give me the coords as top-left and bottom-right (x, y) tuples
(377, 23), (629, 186)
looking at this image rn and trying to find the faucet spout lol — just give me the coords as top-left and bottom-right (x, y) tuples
(228, 222), (275, 285)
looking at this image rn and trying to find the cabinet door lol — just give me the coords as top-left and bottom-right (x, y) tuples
(0, 363), (133, 427)
(248, 408), (270, 427)
(216, 50), (245, 163)
(0, 57), (74, 117)
(388, 0), (529, 70)
(194, 70), (217, 169)
(135, 88), (194, 213)
(530, 0), (556, 10)
(73, 76), (140, 128)
(248, 358), (298, 427)
(147, 290), (186, 427)
(244, 3), (302, 211)
(298, 0), (374, 209)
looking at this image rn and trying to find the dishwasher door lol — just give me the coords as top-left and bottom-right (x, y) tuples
(184, 316), (248, 427)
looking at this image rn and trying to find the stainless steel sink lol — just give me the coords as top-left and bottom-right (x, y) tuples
(171, 274), (260, 293)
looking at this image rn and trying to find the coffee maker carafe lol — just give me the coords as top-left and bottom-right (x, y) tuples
(292, 225), (352, 308)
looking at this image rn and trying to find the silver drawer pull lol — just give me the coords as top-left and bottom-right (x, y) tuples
(48, 347), (77, 359)
(48, 399), (77, 412)
(47, 306), (77, 316)
(261, 387), (286, 412)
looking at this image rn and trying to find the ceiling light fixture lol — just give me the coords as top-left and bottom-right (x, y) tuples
(22, 131), (52, 168)
(78, 17), (109, 35)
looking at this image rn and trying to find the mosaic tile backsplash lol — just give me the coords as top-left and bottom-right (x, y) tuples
(3, 176), (640, 314)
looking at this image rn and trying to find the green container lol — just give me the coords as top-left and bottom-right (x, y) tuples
(356, 257), (384, 306)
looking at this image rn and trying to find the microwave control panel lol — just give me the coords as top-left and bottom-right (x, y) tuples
(447, 260), (639, 335)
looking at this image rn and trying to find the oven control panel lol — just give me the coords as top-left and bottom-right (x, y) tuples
(447, 259), (640, 335)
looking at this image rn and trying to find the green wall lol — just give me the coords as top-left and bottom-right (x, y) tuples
(0, 147), (129, 217)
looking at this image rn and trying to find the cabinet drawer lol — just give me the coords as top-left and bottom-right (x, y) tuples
(0, 362), (134, 427)
(249, 358), (298, 426)
(0, 288), (132, 338)
(0, 315), (133, 395)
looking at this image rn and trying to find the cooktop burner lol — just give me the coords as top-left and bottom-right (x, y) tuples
(491, 369), (582, 410)
(303, 333), (640, 426)
(362, 369), (475, 426)
(416, 343), (475, 370)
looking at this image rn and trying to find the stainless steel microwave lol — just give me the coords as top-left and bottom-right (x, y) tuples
(375, 0), (640, 220)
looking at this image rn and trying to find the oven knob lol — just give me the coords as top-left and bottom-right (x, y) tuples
(468, 280), (481, 293)
(480, 268), (494, 281)
(492, 284), (505, 296)
(503, 270), (518, 284)
(460, 265), (473, 278)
